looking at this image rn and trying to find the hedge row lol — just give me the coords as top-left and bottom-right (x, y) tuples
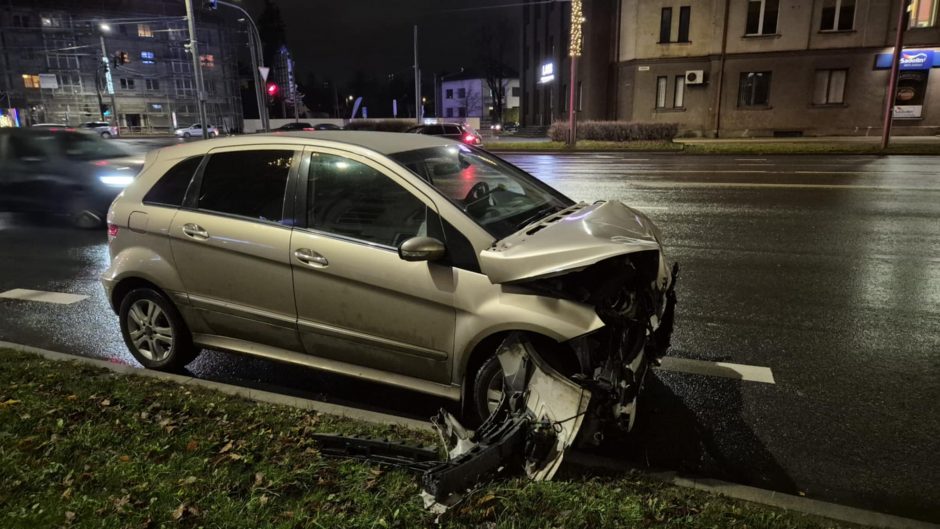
(343, 119), (416, 132)
(549, 121), (679, 142)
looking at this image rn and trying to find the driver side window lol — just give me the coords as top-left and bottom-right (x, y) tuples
(307, 153), (427, 248)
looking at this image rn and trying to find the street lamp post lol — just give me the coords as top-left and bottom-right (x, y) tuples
(219, 0), (269, 132)
(98, 29), (120, 134)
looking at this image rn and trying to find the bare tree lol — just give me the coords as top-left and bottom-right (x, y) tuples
(477, 21), (513, 124)
(461, 86), (483, 117)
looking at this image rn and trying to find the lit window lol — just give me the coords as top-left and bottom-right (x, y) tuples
(821, 0), (855, 31)
(674, 75), (686, 108)
(910, 0), (938, 27)
(656, 76), (668, 108)
(22, 74), (40, 88)
(141, 51), (156, 64)
(138, 24), (153, 37)
(199, 54), (215, 68)
(746, 0), (779, 35)
(813, 69), (847, 105)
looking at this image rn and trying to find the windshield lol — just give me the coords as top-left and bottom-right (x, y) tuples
(390, 145), (573, 240)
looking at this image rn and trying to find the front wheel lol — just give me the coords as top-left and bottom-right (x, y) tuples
(119, 288), (200, 370)
(470, 354), (504, 424)
(183, 132), (191, 138)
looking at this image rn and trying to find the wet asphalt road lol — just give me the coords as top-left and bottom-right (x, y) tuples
(1, 144), (938, 523)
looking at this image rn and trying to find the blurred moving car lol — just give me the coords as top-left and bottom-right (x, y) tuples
(30, 123), (69, 129)
(275, 122), (314, 131)
(81, 121), (119, 138)
(311, 123), (343, 130)
(406, 123), (482, 146)
(174, 124), (219, 138)
(0, 127), (143, 227)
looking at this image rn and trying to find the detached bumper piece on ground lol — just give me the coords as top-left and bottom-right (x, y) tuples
(315, 264), (679, 512)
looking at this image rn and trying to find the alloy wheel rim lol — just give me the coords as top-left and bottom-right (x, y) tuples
(127, 300), (173, 362)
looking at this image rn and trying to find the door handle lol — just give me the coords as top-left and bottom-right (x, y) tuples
(182, 223), (209, 240)
(294, 248), (328, 267)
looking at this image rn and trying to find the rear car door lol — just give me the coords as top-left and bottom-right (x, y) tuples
(290, 147), (456, 383)
(1, 131), (61, 211)
(168, 147), (303, 352)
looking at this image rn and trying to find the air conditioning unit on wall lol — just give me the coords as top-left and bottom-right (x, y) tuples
(685, 70), (705, 85)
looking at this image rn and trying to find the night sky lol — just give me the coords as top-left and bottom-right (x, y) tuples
(249, 0), (521, 84)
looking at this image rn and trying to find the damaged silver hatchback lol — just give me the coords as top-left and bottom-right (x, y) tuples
(102, 132), (677, 477)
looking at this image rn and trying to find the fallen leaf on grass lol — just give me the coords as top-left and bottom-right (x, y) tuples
(179, 476), (197, 486)
(171, 503), (186, 521)
(218, 441), (233, 454)
(100, 399), (111, 407)
(66, 395), (78, 401)
(1, 399), (20, 407)
(185, 440), (199, 452)
(65, 511), (76, 523)
(118, 455), (131, 463)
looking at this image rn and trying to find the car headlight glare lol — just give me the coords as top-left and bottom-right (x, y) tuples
(99, 175), (135, 187)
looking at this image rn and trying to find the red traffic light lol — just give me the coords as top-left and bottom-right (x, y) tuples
(266, 82), (279, 96)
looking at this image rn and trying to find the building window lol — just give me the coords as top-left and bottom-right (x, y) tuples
(458, 107), (467, 117)
(659, 7), (672, 43)
(813, 69), (846, 104)
(738, 71), (772, 106)
(56, 73), (80, 92)
(746, 0), (779, 35)
(446, 108), (454, 117)
(141, 51), (156, 64)
(674, 75), (686, 107)
(138, 24), (153, 37)
(171, 61), (190, 74)
(678, 6), (691, 42)
(458, 87), (466, 98)
(120, 78), (136, 90)
(22, 74), (40, 88)
(145, 79), (160, 90)
(821, 0), (855, 31)
(512, 86), (520, 97)
(12, 14), (30, 27)
(175, 79), (195, 97)
(40, 15), (62, 28)
(445, 89), (453, 99)
(910, 0), (938, 27)
(200, 54), (215, 68)
(656, 76), (668, 108)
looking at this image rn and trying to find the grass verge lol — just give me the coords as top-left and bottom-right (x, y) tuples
(488, 140), (940, 155)
(0, 348), (854, 529)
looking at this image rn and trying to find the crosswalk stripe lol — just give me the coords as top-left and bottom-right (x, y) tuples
(0, 289), (89, 305)
(657, 357), (776, 384)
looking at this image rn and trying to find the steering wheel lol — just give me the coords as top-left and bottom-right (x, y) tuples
(465, 181), (490, 203)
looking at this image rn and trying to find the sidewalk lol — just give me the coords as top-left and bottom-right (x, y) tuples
(675, 135), (940, 145)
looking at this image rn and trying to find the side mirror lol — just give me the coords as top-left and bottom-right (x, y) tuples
(398, 236), (445, 262)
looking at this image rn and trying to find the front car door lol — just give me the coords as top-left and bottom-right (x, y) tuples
(168, 146), (302, 352)
(290, 147), (456, 383)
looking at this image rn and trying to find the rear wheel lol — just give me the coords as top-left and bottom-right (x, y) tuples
(100, 131), (111, 139)
(119, 288), (200, 370)
(471, 354), (504, 424)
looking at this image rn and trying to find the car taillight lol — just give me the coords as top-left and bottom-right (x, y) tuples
(107, 223), (119, 242)
(464, 134), (478, 143)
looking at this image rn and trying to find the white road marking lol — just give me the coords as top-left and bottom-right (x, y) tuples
(735, 158), (767, 161)
(630, 205), (670, 211)
(629, 181), (936, 191)
(657, 357), (776, 384)
(0, 289), (88, 305)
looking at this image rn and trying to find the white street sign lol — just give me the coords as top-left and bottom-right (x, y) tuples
(258, 66), (270, 81)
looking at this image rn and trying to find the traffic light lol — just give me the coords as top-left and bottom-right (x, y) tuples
(266, 82), (279, 97)
(100, 104), (111, 117)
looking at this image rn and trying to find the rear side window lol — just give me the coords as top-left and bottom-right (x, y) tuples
(143, 156), (202, 207)
(444, 125), (462, 134)
(197, 150), (293, 223)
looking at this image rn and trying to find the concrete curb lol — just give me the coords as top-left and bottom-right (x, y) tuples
(0, 340), (432, 433)
(3, 341), (936, 529)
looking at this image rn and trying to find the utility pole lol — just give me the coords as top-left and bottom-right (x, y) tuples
(414, 25), (421, 124)
(567, 0), (584, 146)
(184, 0), (210, 139)
(98, 34), (119, 133)
(881, 0), (911, 151)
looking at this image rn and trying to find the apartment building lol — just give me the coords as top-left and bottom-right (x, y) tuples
(0, 0), (243, 133)
(521, 0), (940, 136)
(440, 74), (521, 123)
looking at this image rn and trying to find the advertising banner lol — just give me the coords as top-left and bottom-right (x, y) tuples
(893, 70), (930, 118)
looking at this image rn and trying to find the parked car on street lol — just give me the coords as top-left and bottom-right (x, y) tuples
(406, 123), (483, 146)
(101, 131), (676, 430)
(0, 127), (143, 227)
(275, 122), (314, 131)
(174, 124), (219, 138)
(81, 121), (119, 138)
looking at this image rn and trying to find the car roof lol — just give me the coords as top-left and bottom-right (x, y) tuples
(155, 131), (458, 158)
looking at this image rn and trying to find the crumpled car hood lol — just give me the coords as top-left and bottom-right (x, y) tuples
(479, 200), (663, 284)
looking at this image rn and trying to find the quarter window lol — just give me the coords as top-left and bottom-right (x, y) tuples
(307, 153), (427, 248)
(746, 0), (779, 35)
(197, 150), (293, 222)
(738, 71), (772, 106)
(821, 0), (855, 31)
(813, 69), (847, 104)
(143, 156), (202, 207)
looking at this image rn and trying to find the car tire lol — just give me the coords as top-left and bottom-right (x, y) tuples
(68, 200), (104, 229)
(119, 288), (200, 371)
(183, 132), (191, 138)
(470, 354), (504, 424)
(100, 131), (111, 139)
